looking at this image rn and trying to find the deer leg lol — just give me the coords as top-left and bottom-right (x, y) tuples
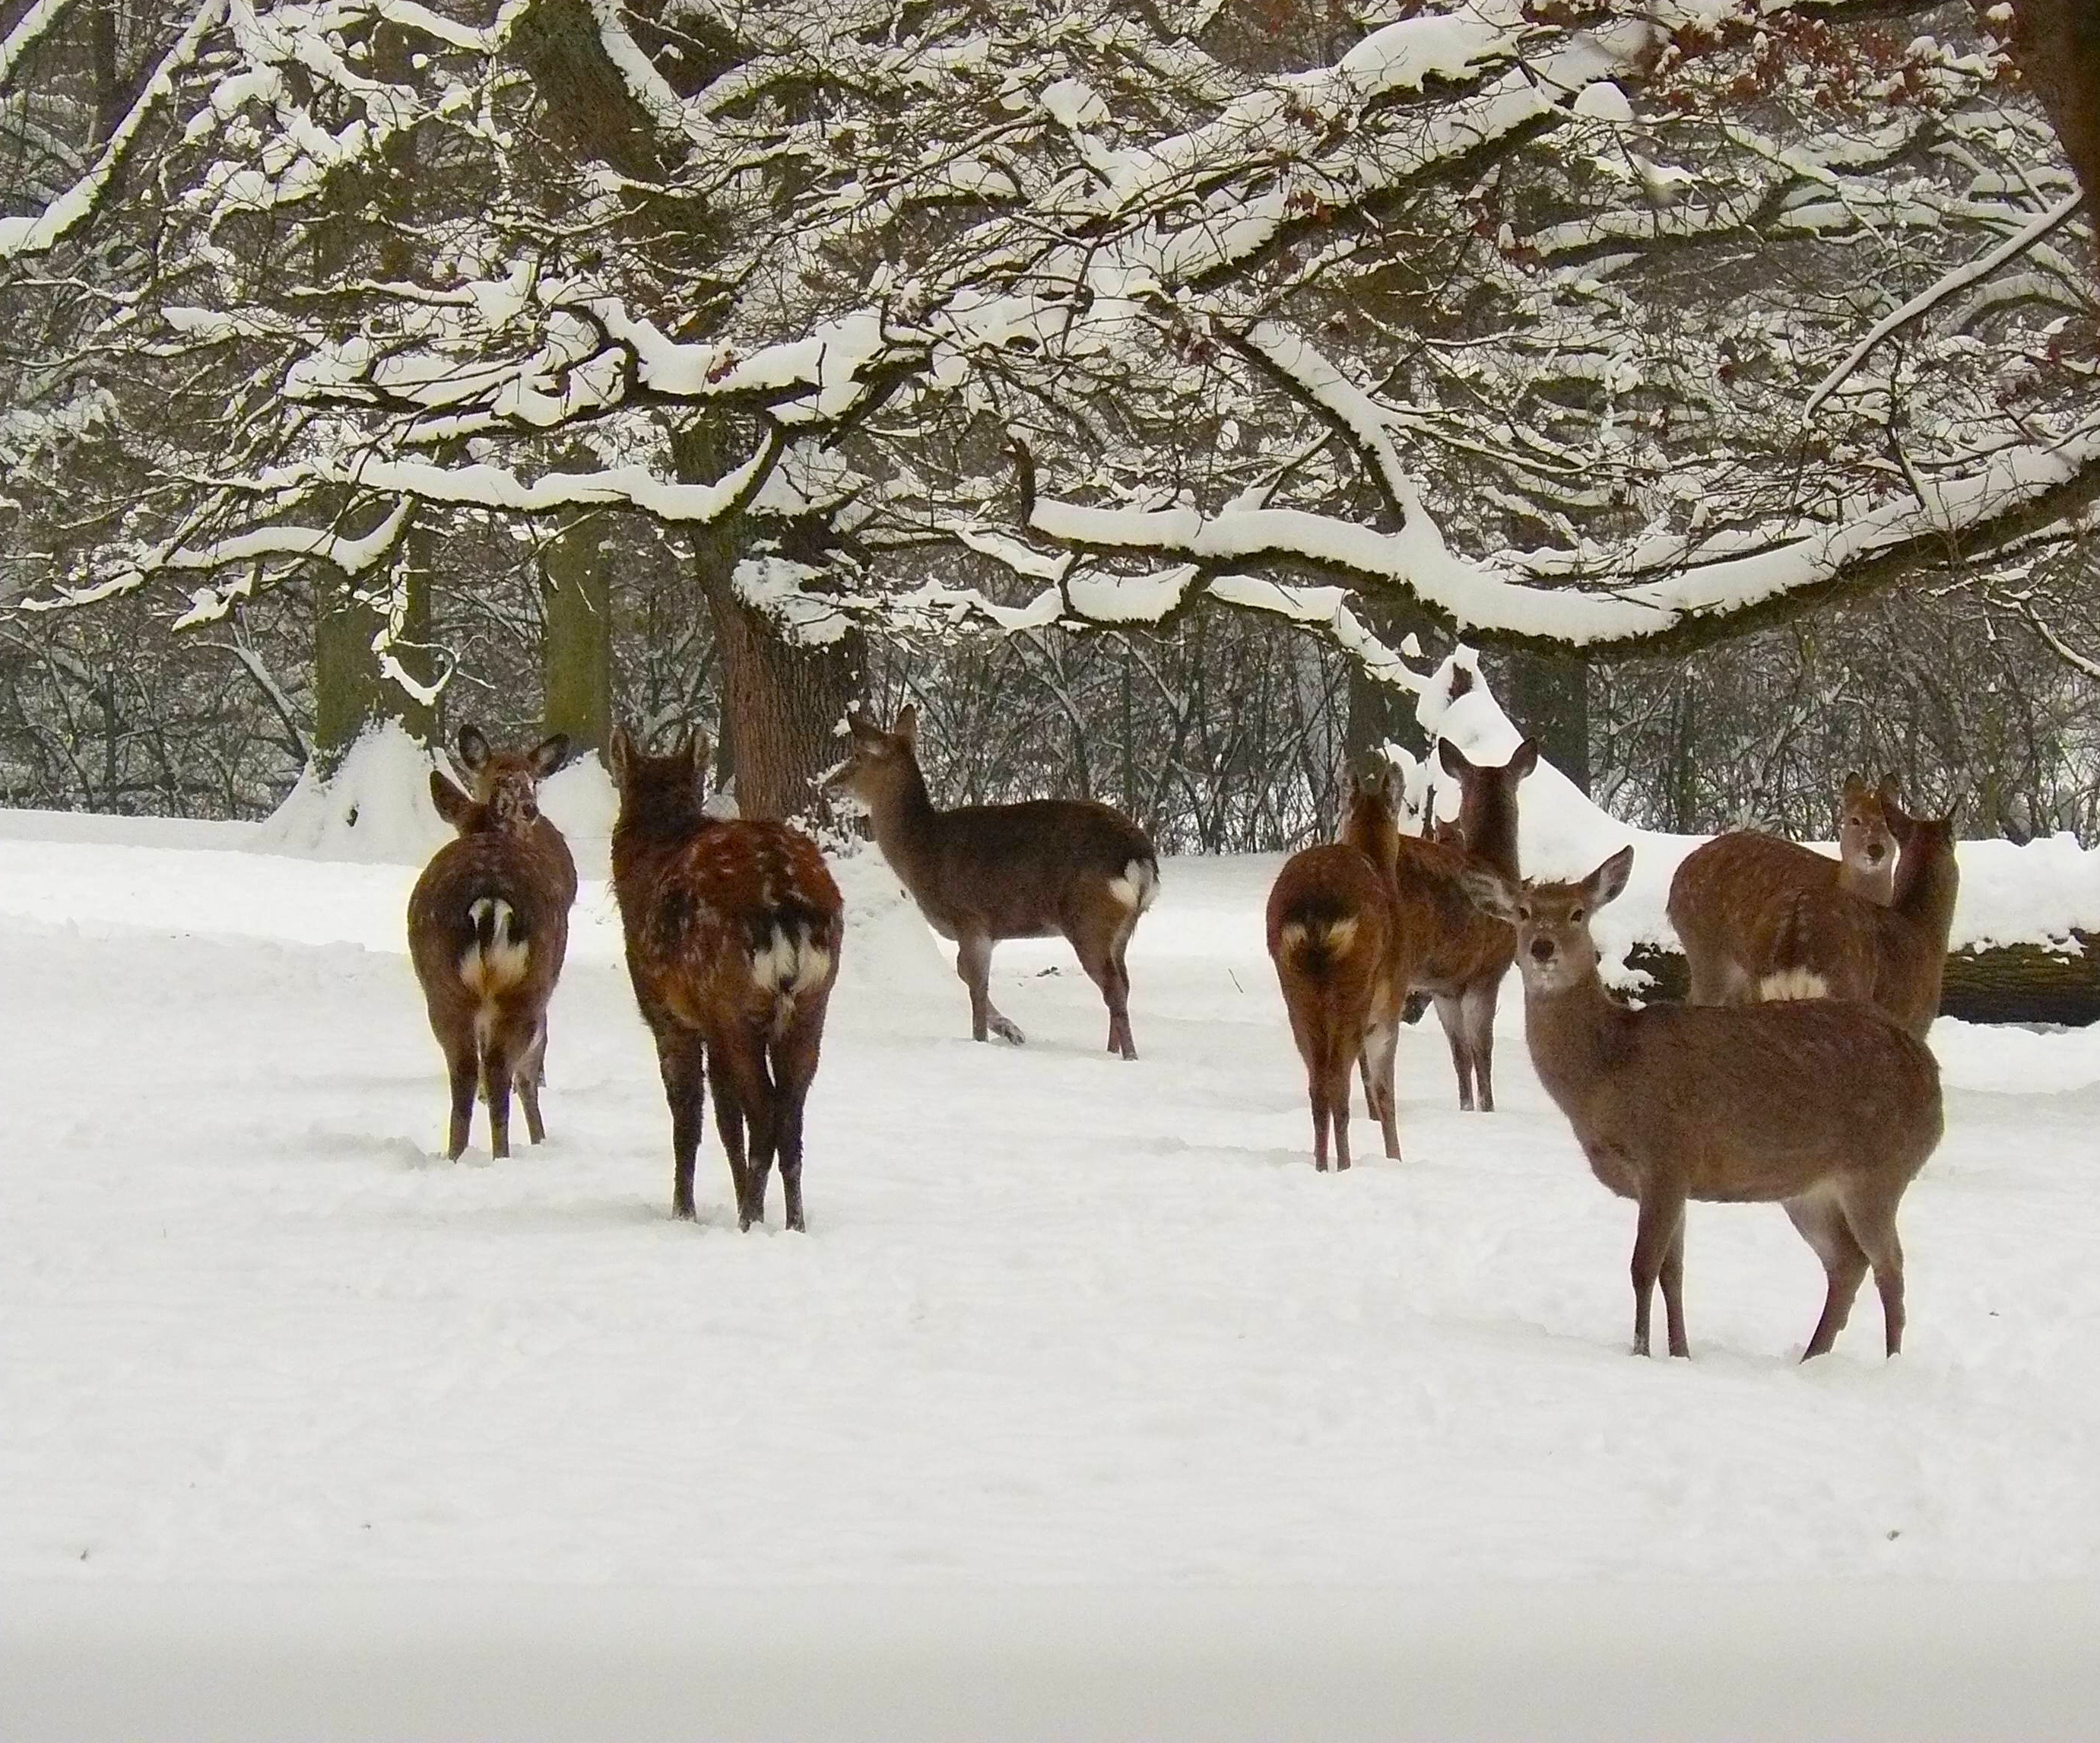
(1107, 922), (1140, 1060)
(653, 1028), (707, 1221)
(1660, 1214), (1690, 1359)
(1432, 993), (1474, 1110)
(956, 932), (1023, 1046)
(1461, 979), (1500, 1113)
(1784, 1191), (1870, 1359)
(482, 1028), (516, 1162)
(514, 1018), (548, 1145)
(1069, 918), (1137, 1061)
(770, 998), (829, 1233)
(709, 1072), (750, 1224)
(715, 1032), (778, 1230)
(443, 1032), (477, 1162)
(1838, 1190), (1907, 1357)
(1359, 1016), (1401, 1160)
(1630, 1182), (1688, 1357)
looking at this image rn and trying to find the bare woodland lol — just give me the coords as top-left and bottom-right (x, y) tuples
(3, 0), (2098, 854)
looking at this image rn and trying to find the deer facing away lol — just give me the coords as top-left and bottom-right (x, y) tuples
(1267, 761), (1406, 1170)
(1463, 846), (1943, 1360)
(408, 743), (576, 1160)
(1668, 773), (1902, 1006)
(610, 727), (843, 1230)
(826, 704), (1159, 1059)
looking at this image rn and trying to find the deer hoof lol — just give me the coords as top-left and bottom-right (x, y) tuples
(989, 1017), (1025, 1045)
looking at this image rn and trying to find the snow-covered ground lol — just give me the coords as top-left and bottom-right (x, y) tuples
(5, 803), (2100, 1738)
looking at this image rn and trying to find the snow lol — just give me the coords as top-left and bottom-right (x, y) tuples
(5, 796), (2100, 1730)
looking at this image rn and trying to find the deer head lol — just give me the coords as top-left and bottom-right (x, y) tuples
(452, 725), (568, 833)
(607, 725), (709, 829)
(824, 705), (921, 814)
(1838, 772), (1900, 881)
(1461, 845), (1635, 996)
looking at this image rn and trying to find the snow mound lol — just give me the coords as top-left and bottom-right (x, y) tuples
(830, 841), (948, 995)
(252, 722), (450, 865)
(538, 751), (617, 879)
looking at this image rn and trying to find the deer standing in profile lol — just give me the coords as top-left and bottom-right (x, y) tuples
(1462, 846), (1943, 1360)
(408, 746), (576, 1160)
(1267, 761), (1406, 1170)
(825, 704), (1159, 1059)
(610, 727), (842, 1230)
(1668, 773), (1901, 1006)
(1387, 738), (1540, 1113)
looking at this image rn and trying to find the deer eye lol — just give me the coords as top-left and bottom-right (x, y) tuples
(1516, 904), (1531, 923)
(1569, 906), (1585, 923)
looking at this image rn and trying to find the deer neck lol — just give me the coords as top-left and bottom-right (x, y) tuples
(611, 802), (709, 887)
(1892, 837), (1959, 940)
(1458, 787), (1521, 880)
(861, 759), (941, 870)
(1521, 970), (1629, 1110)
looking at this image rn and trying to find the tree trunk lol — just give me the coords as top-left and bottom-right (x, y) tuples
(671, 421), (862, 821)
(1345, 595), (1433, 768)
(1499, 649), (1591, 794)
(1624, 938), (2100, 1027)
(2013, 0), (2100, 217)
(541, 509), (614, 752)
(312, 547), (434, 774)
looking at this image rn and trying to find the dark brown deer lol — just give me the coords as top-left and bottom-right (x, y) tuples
(1667, 774), (1901, 1006)
(825, 704), (1159, 1059)
(610, 727), (843, 1230)
(1267, 762), (1405, 1170)
(1385, 738), (1540, 1113)
(1462, 847), (1943, 1360)
(408, 762), (575, 1160)
(454, 725), (577, 910)
(1754, 802), (1962, 1038)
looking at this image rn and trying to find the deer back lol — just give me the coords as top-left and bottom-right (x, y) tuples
(1867, 814), (1961, 1037)
(1669, 832), (1853, 975)
(408, 783), (571, 1019)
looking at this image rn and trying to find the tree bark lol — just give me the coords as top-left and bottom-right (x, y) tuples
(670, 421), (862, 821)
(1498, 649), (1591, 795)
(541, 509), (614, 752)
(2013, 0), (2100, 218)
(312, 521), (435, 774)
(1625, 938), (2100, 1027)
(1345, 594), (1433, 769)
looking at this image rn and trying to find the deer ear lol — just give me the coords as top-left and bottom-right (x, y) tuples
(893, 703), (918, 748)
(1841, 771), (1867, 803)
(1505, 738), (1540, 781)
(529, 734), (569, 779)
(607, 725), (634, 786)
(1876, 772), (1901, 808)
(457, 725), (491, 771)
(1584, 844), (1635, 910)
(1458, 865), (1521, 922)
(1437, 738), (1472, 779)
(430, 770), (475, 830)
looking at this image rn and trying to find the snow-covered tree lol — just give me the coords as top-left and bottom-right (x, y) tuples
(3, 0), (2095, 814)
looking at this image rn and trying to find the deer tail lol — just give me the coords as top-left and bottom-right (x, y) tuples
(1108, 855), (1159, 915)
(460, 897), (530, 997)
(749, 911), (836, 1036)
(1278, 912), (1359, 982)
(1757, 893), (1828, 1002)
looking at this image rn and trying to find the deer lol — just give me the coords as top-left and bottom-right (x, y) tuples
(1267, 760), (1406, 1170)
(1385, 738), (1540, 1113)
(453, 725), (577, 910)
(408, 755), (576, 1160)
(1754, 801), (1962, 1039)
(609, 726), (843, 1230)
(824, 703), (1159, 1059)
(1461, 846), (1944, 1360)
(1667, 773), (1902, 1007)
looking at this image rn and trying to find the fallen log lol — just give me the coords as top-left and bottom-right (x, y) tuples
(1622, 936), (2100, 1027)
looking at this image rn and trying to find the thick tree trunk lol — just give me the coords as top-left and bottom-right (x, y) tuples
(1345, 595), (1432, 769)
(671, 421), (862, 821)
(1625, 938), (2100, 1027)
(1499, 649), (1591, 795)
(541, 509), (613, 752)
(2013, 0), (2100, 215)
(312, 514), (435, 773)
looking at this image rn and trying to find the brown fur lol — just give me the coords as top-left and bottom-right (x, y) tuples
(1667, 773), (1900, 1005)
(1463, 848), (1944, 1360)
(1266, 764), (1405, 1171)
(826, 703), (1158, 1059)
(1385, 737), (1540, 1113)
(407, 758), (574, 1160)
(455, 725), (578, 910)
(610, 726), (843, 1230)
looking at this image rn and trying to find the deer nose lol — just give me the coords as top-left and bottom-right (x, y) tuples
(1529, 938), (1555, 964)
(1867, 842), (1886, 861)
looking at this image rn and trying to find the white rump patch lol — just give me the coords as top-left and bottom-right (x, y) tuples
(750, 927), (833, 998)
(1758, 968), (1829, 1002)
(459, 898), (529, 996)
(1107, 859), (1159, 913)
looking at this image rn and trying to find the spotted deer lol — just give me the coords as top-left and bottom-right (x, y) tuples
(1267, 761), (1405, 1170)
(1667, 773), (1902, 1006)
(1462, 847), (1943, 1360)
(1753, 801), (1962, 1039)
(1388, 738), (1540, 1113)
(408, 757), (575, 1160)
(825, 704), (1159, 1059)
(610, 727), (843, 1230)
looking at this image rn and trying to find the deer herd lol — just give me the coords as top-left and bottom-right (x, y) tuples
(406, 707), (1963, 1366)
